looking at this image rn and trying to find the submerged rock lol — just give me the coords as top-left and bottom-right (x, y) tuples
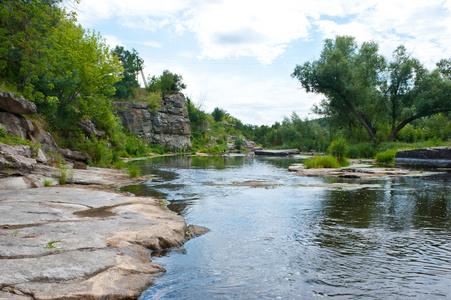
(296, 167), (420, 178)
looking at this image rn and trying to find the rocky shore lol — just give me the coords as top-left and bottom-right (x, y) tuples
(0, 167), (208, 299)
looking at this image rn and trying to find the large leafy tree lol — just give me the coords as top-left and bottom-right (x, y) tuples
(0, 0), (122, 133)
(292, 36), (451, 145)
(111, 46), (144, 99)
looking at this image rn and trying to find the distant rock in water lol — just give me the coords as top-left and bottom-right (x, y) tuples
(254, 149), (300, 156)
(114, 92), (191, 150)
(395, 147), (451, 168)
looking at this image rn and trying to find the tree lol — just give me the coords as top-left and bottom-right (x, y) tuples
(147, 70), (186, 98)
(292, 36), (451, 145)
(0, 0), (122, 134)
(111, 46), (144, 99)
(212, 107), (226, 122)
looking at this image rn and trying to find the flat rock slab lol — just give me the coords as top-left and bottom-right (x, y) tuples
(395, 147), (451, 167)
(296, 167), (421, 178)
(254, 149), (300, 156)
(0, 187), (187, 299)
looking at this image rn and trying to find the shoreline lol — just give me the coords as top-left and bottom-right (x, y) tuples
(0, 165), (207, 299)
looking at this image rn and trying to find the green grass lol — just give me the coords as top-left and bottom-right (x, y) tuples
(304, 155), (340, 169)
(126, 164), (141, 178)
(375, 149), (397, 163)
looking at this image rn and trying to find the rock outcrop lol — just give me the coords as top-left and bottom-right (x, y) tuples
(0, 90), (37, 115)
(0, 89), (89, 172)
(114, 92), (191, 150)
(395, 147), (451, 167)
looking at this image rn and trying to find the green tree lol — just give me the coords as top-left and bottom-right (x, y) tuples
(147, 70), (186, 98)
(212, 107), (226, 122)
(292, 36), (451, 145)
(111, 46), (144, 99)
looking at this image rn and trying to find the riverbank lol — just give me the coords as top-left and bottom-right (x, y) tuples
(0, 166), (207, 299)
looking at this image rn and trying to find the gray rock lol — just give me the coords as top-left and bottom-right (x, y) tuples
(0, 112), (34, 140)
(0, 89), (37, 115)
(255, 149), (301, 156)
(395, 147), (451, 167)
(77, 120), (105, 137)
(114, 92), (191, 150)
(0, 143), (37, 177)
(59, 148), (89, 162)
(0, 187), (188, 299)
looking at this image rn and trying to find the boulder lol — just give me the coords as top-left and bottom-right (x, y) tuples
(77, 120), (104, 138)
(0, 143), (37, 177)
(254, 149), (301, 156)
(59, 148), (89, 162)
(395, 147), (451, 168)
(0, 89), (37, 115)
(0, 112), (35, 140)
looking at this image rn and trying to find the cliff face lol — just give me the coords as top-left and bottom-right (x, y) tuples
(114, 92), (191, 150)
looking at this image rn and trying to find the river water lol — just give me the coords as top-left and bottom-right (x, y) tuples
(122, 155), (451, 299)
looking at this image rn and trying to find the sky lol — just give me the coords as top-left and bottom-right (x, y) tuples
(70, 0), (451, 126)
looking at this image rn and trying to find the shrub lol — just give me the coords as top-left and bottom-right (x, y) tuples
(126, 164), (141, 178)
(304, 155), (341, 169)
(0, 126), (6, 138)
(329, 138), (349, 163)
(348, 142), (377, 158)
(375, 150), (397, 163)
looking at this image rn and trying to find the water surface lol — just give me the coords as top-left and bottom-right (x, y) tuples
(122, 155), (451, 299)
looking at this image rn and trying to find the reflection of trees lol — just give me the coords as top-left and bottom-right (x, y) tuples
(313, 174), (450, 251)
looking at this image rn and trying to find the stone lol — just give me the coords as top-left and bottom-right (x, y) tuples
(0, 187), (188, 299)
(0, 143), (37, 177)
(77, 120), (105, 137)
(254, 149), (301, 156)
(114, 92), (191, 150)
(60, 148), (89, 162)
(0, 89), (37, 115)
(186, 224), (210, 240)
(0, 112), (34, 140)
(395, 147), (451, 167)
(73, 161), (88, 169)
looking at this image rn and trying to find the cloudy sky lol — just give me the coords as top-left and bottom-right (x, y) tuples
(71, 0), (451, 126)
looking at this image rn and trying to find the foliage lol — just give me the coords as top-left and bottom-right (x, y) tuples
(212, 107), (226, 122)
(375, 150), (397, 163)
(42, 178), (53, 187)
(234, 136), (244, 150)
(147, 70), (186, 98)
(347, 143), (377, 158)
(328, 138), (349, 163)
(44, 239), (62, 249)
(292, 36), (451, 146)
(57, 165), (74, 184)
(111, 46), (144, 99)
(303, 155), (341, 169)
(126, 163), (141, 178)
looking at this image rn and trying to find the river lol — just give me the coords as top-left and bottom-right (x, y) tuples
(121, 155), (451, 299)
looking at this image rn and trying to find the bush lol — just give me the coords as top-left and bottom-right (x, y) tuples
(304, 155), (341, 169)
(126, 164), (141, 178)
(375, 150), (397, 163)
(348, 142), (377, 158)
(329, 138), (349, 162)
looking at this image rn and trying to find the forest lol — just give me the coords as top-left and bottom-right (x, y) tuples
(1, 0), (450, 168)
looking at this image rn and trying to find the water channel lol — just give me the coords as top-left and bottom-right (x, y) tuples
(121, 155), (451, 299)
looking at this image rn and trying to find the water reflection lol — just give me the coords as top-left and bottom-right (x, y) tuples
(127, 156), (451, 299)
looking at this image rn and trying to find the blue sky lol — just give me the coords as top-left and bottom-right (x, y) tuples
(70, 0), (451, 126)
